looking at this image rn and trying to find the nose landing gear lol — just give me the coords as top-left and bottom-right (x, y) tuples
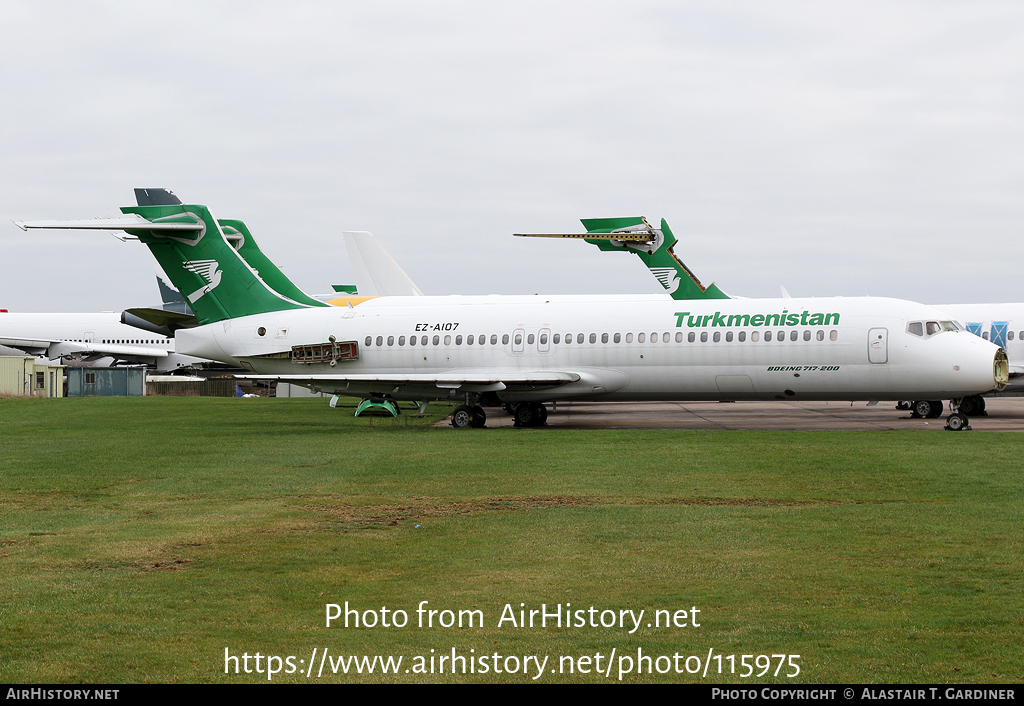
(944, 412), (971, 431)
(944, 398), (973, 431)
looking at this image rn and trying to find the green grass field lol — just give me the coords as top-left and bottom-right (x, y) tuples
(1, 396), (1021, 683)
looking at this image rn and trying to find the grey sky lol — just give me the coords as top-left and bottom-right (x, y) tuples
(2, 1), (1022, 312)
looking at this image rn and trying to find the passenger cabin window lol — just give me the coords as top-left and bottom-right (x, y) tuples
(577, 334), (584, 344)
(751, 331), (760, 342)
(983, 331), (990, 340)
(553, 334), (560, 344)
(688, 332), (695, 342)
(738, 331), (746, 342)
(502, 334), (509, 345)
(638, 333), (645, 343)
(589, 333), (597, 344)
(700, 332), (708, 342)
(614, 333), (621, 343)
(626, 333), (633, 343)
(765, 331), (772, 342)
(539, 334), (547, 345)
(830, 330), (838, 341)
(713, 332), (721, 342)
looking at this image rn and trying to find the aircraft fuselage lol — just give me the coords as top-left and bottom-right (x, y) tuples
(176, 294), (1006, 403)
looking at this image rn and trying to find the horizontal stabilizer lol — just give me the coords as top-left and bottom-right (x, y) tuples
(122, 307), (199, 335)
(15, 214), (202, 232)
(514, 232), (653, 242)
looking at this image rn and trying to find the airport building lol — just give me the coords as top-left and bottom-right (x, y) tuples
(0, 356), (64, 398)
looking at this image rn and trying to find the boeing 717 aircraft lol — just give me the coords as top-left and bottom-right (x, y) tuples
(18, 196), (1009, 431)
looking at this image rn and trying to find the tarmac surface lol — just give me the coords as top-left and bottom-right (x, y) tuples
(453, 397), (1024, 431)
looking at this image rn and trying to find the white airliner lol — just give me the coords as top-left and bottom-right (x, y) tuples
(18, 197), (1009, 431)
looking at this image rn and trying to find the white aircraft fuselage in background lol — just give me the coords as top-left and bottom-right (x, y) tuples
(0, 312), (201, 372)
(934, 304), (1024, 377)
(178, 294), (1006, 403)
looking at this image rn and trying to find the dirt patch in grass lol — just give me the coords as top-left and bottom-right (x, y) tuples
(298, 496), (595, 529)
(86, 557), (195, 572)
(628, 497), (865, 507)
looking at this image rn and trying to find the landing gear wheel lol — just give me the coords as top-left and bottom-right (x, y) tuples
(535, 403), (548, 425)
(911, 400), (932, 418)
(451, 405), (475, 429)
(927, 400), (944, 418)
(513, 402), (546, 427)
(470, 405), (487, 428)
(513, 403), (536, 427)
(945, 412), (971, 431)
(896, 401), (912, 411)
(959, 395), (986, 416)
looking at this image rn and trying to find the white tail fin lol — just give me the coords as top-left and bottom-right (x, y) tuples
(343, 231), (424, 297)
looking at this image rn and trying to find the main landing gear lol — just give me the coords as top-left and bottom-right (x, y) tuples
(450, 404), (487, 429)
(512, 402), (547, 428)
(910, 400), (944, 419)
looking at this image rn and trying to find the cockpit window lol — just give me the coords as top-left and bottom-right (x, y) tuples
(909, 319), (962, 338)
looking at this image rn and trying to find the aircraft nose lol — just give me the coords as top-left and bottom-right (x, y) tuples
(993, 348), (1009, 391)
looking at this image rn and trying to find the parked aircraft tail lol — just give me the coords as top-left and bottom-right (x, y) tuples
(579, 217), (730, 300)
(217, 219), (328, 307)
(515, 216), (729, 300)
(17, 198), (326, 325)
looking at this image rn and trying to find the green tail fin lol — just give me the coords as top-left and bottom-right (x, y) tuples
(122, 204), (320, 325)
(217, 219), (328, 308)
(580, 217), (730, 300)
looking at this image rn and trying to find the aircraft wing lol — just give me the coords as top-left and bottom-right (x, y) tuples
(0, 337), (169, 361)
(1009, 365), (1024, 378)
(238, 370), (580, 394)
